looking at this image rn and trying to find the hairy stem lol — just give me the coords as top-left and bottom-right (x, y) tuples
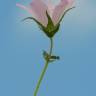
(34, 38), (53, 96)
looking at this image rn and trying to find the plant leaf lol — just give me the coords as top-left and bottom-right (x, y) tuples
(51, 56), (60, 60)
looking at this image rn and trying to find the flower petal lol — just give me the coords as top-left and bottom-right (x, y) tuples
(30, 0), (48, 27)
(16, 3), (33, 14)
(17, 3), (40, 23)
(52, 0), (74, 25)
(46, 0), (55, 18)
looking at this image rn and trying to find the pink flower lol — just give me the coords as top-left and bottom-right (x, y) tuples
(16, 0), (74, 27)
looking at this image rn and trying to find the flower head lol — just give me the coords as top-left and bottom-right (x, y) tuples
(16, 0), (74, 38)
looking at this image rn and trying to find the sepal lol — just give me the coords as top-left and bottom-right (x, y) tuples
(58, 7), (75, 24)
(22, 11), (60, 38)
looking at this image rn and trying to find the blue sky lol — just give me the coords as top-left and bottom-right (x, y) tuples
(0, 0), (96, 96)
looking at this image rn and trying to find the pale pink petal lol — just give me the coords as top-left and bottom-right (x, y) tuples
(30, 0), (48, 27)
(52, 0), (74, 25)
(16, 3), (33, 14)
(16, 3), (39, 23)
(47, 0), (55, 18)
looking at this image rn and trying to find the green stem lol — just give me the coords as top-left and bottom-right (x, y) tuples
(34, 38), (53, 96)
